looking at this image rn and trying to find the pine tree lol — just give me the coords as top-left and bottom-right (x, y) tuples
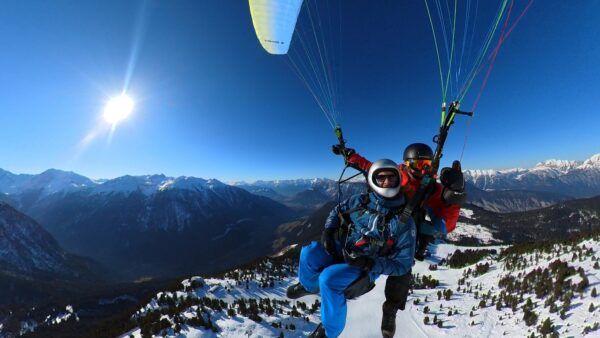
(424, 316), (430, 325)
(589, 303), (595, 312)
(592, 287), (598, 298)
(523, 309), (538, 326)
(559, 309), (567, 320)
(539, 317), (554, 335)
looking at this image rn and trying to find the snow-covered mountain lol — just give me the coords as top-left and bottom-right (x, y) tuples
(464, 153), (600, 198)
(0, 169), (95, 208)
(0, 169), (298, 280)
(0, 169), (258, 207)
(113, 230), (600, 338)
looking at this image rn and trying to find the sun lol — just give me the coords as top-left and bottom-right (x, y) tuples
(103, 94), (134, 125)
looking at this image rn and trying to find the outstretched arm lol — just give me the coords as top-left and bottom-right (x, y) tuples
(346, 152), (372, 174)
(332, 144), (372, 174)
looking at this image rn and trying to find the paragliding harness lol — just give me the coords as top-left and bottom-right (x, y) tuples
(400, 101), (473, 225)
(334, 192), (401, 300)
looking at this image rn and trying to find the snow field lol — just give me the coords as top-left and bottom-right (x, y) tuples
(123, 237), (600, 338)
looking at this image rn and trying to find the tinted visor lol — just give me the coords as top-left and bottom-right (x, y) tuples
(372, 169), (400, 188)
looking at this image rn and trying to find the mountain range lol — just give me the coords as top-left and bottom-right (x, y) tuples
(464, 153), (600, 198)
(235, 153), (600, 213)
(0, 171), (295, 281)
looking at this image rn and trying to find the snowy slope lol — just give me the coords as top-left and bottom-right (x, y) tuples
(120, 231), (600, 338)
(446, 208), (502, 245)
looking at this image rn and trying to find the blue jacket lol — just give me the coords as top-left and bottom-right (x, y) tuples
(324, 192), (417, 278)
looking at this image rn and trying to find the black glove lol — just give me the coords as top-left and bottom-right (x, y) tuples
(344, 254), (375, 271)
(331, 145), (355, 159)
(322, 228), (340, 257)
(440, 160), (467, 205)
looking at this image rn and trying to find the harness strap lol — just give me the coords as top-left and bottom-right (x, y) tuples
(400, 176), (435, 224)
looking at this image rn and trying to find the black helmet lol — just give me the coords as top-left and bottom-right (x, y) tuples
(403, 143), (433, 162)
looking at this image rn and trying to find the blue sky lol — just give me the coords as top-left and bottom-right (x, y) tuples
(0, 1), (598, 181)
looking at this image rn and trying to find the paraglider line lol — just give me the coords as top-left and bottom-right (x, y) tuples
(442, 0), (458, 102)
(461, 0), (533, 161)
(423, 0), (446, 112)
(457, 0), (509, 102)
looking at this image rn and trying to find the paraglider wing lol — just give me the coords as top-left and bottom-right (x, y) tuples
(249, 0), (303, 55)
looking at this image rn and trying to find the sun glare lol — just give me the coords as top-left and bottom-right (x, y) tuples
(104, 95), (134, 125)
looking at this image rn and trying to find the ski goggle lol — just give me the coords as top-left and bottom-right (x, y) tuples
(405, 159), (432, 171)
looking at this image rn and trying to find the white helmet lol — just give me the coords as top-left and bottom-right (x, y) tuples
(367, 159), (402, 199)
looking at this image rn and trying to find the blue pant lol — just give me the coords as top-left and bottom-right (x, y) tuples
(298, 241), (378, 338)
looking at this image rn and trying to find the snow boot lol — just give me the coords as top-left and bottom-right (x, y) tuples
(309, 323), (327, 338)
(414, 249), (426, 261)
(381, 303), (397, 338)
(414, 234), (433, 261)
(286, 282), (316, 299)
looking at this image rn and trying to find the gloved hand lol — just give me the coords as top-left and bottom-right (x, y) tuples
(321, 227), (340, 257)
(440, 160), (467, 205)
(344, 253), (375, 271)
(331, 145), (355, 159)
(440, 160), (464, 190)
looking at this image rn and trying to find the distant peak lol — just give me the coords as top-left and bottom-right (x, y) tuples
(534, 159), (580, 170)
(41, 168), (70, 175)
(581, 153), (600, 168)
